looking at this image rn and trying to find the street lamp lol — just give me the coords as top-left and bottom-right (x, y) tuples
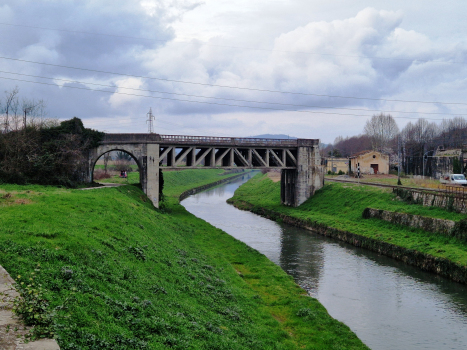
(422, 150), (434, 179)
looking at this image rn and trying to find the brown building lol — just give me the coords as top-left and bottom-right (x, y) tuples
(349, 150), (389, 175)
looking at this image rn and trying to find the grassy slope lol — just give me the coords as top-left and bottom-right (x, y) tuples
(0, 170), (367, 350)
(229, 174), (467, 267)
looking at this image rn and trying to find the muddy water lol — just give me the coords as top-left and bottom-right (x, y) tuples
(181, 174), (467, 350)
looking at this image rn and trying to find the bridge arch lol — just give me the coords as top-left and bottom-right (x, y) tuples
(90, 147), (143, 183)
(88, 141), (160, 207)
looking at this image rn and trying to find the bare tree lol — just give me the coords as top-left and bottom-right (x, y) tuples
(2, 87), (19, 132)
(363, 113), (399, 152)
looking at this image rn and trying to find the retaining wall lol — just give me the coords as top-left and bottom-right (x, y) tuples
(393, 187), (467, 213)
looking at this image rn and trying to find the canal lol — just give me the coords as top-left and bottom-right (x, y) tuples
(181, 173), (467, 350)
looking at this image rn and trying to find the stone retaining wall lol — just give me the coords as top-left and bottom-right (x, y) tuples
(362, 208), (455, 235)
(393, 187), (467, 213)
(362, 207), (467, 242)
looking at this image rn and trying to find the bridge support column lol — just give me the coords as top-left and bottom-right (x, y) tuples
(281, 140), (323, 207)
(144, 143), (160, 208)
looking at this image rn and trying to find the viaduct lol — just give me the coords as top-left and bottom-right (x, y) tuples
(88, 134), (324, 208)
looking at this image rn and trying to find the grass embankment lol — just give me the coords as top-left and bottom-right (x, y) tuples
(0, 169), (368, 349)
(229, 174), (467, 268)
(325, 174), (447, 190)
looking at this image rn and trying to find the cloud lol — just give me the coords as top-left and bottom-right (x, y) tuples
(1, 3), (467, 143)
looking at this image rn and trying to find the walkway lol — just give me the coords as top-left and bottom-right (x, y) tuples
(0, 265), (59, 350)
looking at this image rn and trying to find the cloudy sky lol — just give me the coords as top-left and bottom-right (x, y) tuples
(1, 0), (466, 143)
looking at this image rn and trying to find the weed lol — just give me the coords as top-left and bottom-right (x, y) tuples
(12, 273), (55, 340)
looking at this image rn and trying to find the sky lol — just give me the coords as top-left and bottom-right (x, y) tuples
(0, 0), (466, 143)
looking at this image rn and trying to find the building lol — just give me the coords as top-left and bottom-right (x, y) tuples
(349, 150), (389, 175)
(431, 148), (464, 179)
(324, 157), (349, 174)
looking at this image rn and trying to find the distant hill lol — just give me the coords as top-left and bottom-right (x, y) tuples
(246, 134), (297, 139)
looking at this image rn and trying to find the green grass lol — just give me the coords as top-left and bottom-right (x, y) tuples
(325, 174), (446, 189)
(96, 171), (140, 185)
(94, 164), (139, 170)
(230, 173), (467, 267)
(0, 170), (368, 349)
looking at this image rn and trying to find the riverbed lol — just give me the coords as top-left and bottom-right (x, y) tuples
(181, 174), (467, 350)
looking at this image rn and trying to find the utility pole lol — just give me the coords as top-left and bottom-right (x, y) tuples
(397, 135), (402, 185)
(146, 108), (155, 133)
(23, 106), (33, 129)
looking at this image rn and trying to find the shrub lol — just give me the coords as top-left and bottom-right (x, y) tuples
(93, 169), (111, 180)
(113, 160), (133, 172)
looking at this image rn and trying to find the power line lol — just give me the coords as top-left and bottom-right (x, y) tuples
(2, 70), (467, 117)
(1, 75), (458, 121)
(0, 22), (464, 65)
(1, 55), (467, 106)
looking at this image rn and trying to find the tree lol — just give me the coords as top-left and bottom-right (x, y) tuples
(2, 87), (19, 133)
(328, 148), (342, 157)
(363, 113), (399, 152)
(116, 151), (132, 161)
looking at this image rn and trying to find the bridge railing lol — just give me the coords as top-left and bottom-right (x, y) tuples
(159, 134), (299, 147)
(100, 133), (318, 147)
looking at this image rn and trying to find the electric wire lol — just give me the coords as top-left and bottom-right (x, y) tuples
(0, 75), (456, 121)
(1, 55), (467, 106)
(2, 70), (466, 117)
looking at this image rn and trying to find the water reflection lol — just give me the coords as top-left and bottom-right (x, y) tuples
(181, 175), (467, 350)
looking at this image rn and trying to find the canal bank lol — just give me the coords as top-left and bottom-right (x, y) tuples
(182, 174), (467, 350)
(0, 169), (368, 349)
(228, 173), (467, 284)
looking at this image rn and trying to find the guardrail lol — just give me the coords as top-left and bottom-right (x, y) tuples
(101, 133), (318, 147)
(159, 134), (300, 146)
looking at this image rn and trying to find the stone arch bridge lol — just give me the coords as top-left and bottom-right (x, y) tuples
(88, 134), (323, 208)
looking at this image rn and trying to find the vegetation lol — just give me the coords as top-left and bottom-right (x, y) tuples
(229, 174), (467, 266)
(0, 117), (103, 187)
(0, 169), (368, 349)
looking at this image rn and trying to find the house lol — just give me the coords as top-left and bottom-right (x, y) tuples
(349, 150), (389, 175)
(431, 148), (464, 179)
(324, 157), (349, 174)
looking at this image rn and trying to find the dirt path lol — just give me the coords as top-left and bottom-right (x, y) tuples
(79, 183), (126, 190)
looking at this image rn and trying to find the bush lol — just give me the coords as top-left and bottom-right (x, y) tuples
(113, 160), (133, 172)
(337, 170), (345, 175)
(93, 169), (111, 180)
(0, 117), (104, 187)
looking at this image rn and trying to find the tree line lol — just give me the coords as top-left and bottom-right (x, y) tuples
(0, 88), (103, 186)
(323, 113), (467, 176)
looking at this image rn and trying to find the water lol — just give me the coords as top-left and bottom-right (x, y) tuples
(181, 174), (467, 350)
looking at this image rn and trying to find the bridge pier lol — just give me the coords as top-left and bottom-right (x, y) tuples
(280, 139), (323, 207)
(145, 144), (160, 207)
